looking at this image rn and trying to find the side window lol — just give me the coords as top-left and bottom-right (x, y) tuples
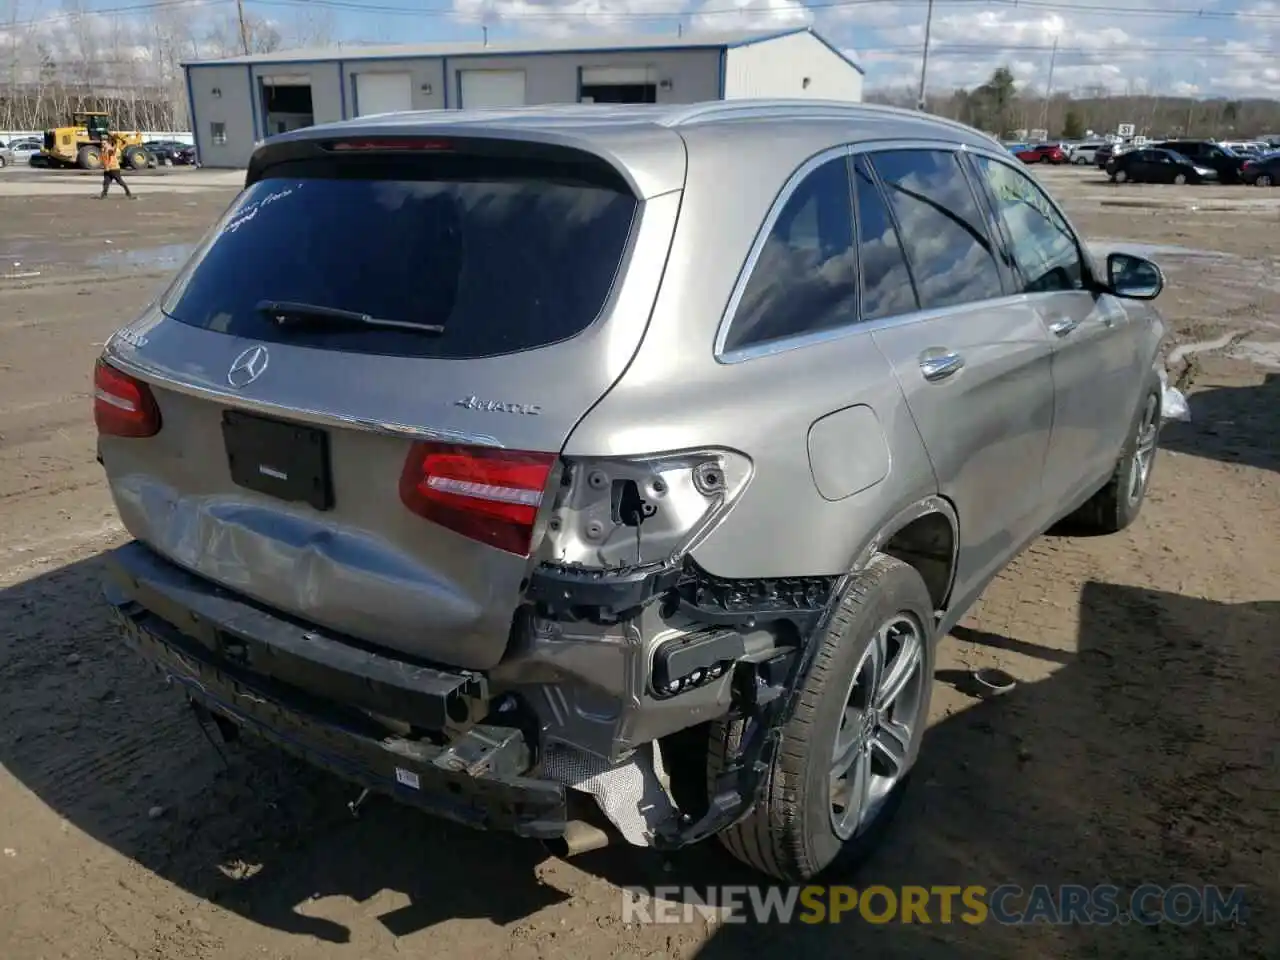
(868, 149), (1005, 310)
(722, 155), (857, 352)
(972, 155), (1084, 294)
(851, 157), (917, 321)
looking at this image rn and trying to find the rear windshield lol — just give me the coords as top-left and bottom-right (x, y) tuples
(160, 154), (639, 358)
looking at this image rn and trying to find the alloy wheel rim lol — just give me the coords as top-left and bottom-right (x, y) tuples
(1128, 395), (1159, 505)
(829, 614), (926, 841)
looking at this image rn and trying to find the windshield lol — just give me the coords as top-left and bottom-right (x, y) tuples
(160, 156), (639, 359)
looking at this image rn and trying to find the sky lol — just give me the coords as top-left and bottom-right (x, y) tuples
(16, 0), (1280, 97)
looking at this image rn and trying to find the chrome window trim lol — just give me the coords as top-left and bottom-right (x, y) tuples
(715, 137), (1002, 365)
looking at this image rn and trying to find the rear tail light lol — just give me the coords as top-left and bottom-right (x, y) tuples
(399, 441), (557, 556)
(93, 358), (161, 438)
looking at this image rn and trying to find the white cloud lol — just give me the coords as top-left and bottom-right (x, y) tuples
(438, 0), (1279, 97)
(690, 0), (811, 32)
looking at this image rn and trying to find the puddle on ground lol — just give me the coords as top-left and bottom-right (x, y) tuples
(0, 240), (195, 275)
(1228, 341), (1280, 370)
(1087, 239), (1233, 262)
(87, 242), (195, 271)
(1169, 334), (1239, 365)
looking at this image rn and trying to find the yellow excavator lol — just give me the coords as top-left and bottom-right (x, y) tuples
(36, 111), (149, 170)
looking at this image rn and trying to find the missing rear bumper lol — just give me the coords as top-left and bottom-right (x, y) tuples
(103, 545), (568, 840)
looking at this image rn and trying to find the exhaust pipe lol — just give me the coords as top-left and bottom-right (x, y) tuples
(543, 818), (611, 858)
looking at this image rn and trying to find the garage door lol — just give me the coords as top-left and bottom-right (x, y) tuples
(355, 72), (413, 116)
(459, 70), (527, 108)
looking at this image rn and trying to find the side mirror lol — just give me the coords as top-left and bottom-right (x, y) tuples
(1106, 252), (1164, 300)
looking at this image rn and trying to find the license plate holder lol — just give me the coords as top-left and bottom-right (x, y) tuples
(221, 410), (333, 511)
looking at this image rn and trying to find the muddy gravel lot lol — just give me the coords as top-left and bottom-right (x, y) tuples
(1, 166), (1277, 959)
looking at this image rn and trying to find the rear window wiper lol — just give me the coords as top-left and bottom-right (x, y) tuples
(256, 300), (445, 335)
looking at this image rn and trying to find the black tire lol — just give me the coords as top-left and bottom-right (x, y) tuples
(1070, 383), (1162, 534)
(1173, 173), (1187, 185)
(77, 145), (102, 170)
(123, 146), (148, 170)
(707, 554), (936, 882)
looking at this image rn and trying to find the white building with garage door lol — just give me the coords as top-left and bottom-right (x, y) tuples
(182, 27), (864, 168)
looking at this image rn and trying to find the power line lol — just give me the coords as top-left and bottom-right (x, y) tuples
(867, 42), (1277, 57)
(8, 0), (1280, 28)
(248, 0), (1280, 22)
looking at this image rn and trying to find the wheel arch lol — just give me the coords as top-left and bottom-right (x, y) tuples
(850, 495), (959, 616)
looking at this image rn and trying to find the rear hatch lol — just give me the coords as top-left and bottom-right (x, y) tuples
(97, 132), (683, 670)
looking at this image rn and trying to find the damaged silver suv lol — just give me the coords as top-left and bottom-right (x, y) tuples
(95, 101), (1168, 881)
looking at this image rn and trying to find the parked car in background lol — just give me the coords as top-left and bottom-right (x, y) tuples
(92, 101), (1171, 883)
(1003, 141), (1028, 156)
(1108, 147), (1218, 184)
(1221, 140), (1267, 156)
(1240, 151), (1280, 187)
(144, 139), (196, 165)
(2, 138), (41, 166)
(1016, 143), (1067, 164)
(1069, 141), (1106, 165)
(1150, 140), (1247, 184)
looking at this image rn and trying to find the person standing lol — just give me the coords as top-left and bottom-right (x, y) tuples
(99, 135), (134, 199)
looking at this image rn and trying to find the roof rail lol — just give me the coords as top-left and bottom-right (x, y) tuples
(660, 99), (1001, 147)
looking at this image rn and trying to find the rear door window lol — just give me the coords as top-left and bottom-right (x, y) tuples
(868, 149), (1005, 310)
(851, 156), (917, 321)
(160, 152), (639, 359)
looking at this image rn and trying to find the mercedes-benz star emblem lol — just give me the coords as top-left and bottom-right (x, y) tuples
(227, 345), (269, 388)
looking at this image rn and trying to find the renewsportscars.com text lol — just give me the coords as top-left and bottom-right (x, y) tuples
(621, 884), (1249, 926)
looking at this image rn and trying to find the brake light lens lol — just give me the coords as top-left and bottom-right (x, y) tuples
(399, 441), (557, 556)
(93, 358), (161, 438)
(327, 138), (453, 152)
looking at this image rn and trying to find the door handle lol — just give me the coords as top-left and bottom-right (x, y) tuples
(1048, 316), (1080, 337)
(919, 351), (965, 382)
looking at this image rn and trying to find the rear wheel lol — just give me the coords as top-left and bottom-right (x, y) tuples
(708, 554), (935, 882)
(1070, 385), (1161, 534)
(1173, 173), (1188, 185)
(1258, 174), (1274, 187)
(77, 145), (102, 170)
(123, 146), (148, 170)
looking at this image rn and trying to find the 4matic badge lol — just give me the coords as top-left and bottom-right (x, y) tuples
(455, 395), (542, 415)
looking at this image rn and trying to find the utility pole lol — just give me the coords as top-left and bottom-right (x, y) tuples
(1039, 35), (1058, 134)
(236, 0), (250, 55)
(916, 0), (934, 111)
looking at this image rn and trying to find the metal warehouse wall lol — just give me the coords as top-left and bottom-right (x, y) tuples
(446, 48), (720, 107)
(187, 47), (726, 167)
(186, 65), (258, 168)
(722, 31), (863, 102)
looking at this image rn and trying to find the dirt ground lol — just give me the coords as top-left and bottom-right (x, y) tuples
(0, 166), (1276, 959)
